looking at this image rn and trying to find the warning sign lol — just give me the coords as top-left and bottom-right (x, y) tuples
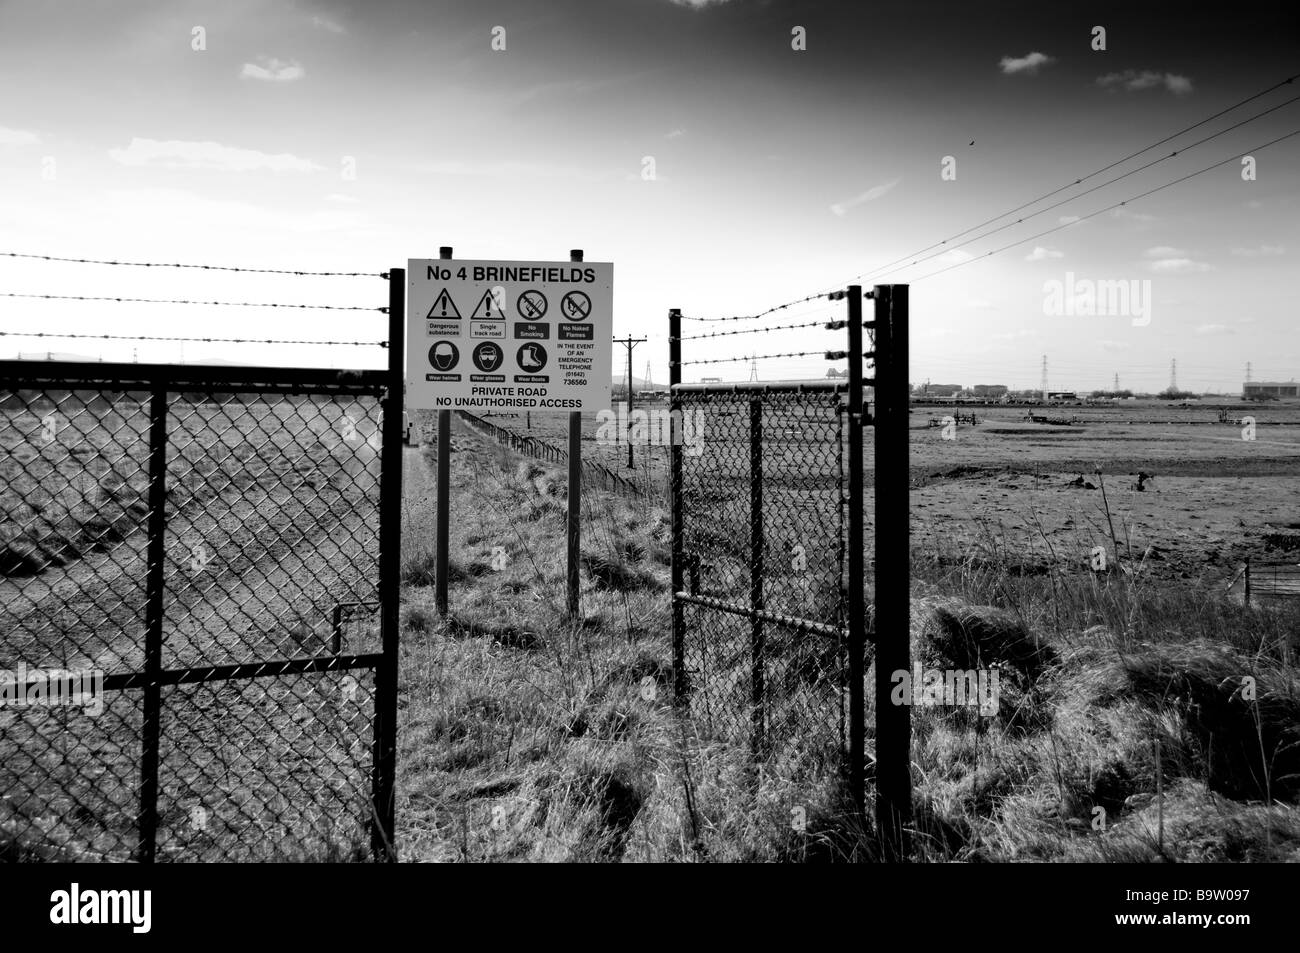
(406, 259), (612, 411)
(560, 291), (591, 321)
(517, 290), (547, 320)
(471, 288), (506, 320)
(426, 288), (460, 319)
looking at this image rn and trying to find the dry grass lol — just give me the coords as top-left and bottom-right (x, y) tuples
(393, 413), (1300, 862)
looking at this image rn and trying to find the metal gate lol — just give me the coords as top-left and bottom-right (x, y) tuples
(669, 382), (850, 767)
(668, 284), (911, 852)
(0, 354), (403, 862)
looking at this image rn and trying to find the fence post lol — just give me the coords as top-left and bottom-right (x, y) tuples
(371, 266), (405, 861)
(749, 397), (765, 758)
(669, 308), (687, 704)
(137, 381), (168, 864)
(566, 249), (583, 619)
(846, 287), (866, 821)
(435, 246), (453, 615)
(873, 283), (912, 859)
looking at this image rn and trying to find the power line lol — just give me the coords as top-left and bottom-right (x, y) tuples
(0, 331), (387, 347)
(0, 251), (383, 277)
(908, 126), (1300, 283)
(834, 71), (1300, 288)
(863, 92), (1300, 280)
(0, 292), (385, 311)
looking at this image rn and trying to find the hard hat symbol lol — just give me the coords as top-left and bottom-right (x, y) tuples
(429, 341), (460, 371)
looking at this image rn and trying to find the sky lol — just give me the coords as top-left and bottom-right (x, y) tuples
(0, 0), (1297, 393)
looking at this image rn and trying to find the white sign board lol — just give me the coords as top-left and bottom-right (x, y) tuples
(406, 259), (613, 412)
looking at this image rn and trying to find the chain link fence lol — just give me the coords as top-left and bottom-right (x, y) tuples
(671, 384), (850, 768)
(0, 361), (398, 861)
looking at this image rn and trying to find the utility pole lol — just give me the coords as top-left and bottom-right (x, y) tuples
(1246, 362), (1252, 384)
(614, 335), (647, 468)
(748, 357), (759, 382)
(1170, 358), (1178, 392)
(1113, 372), (1119, 393)
(1040, 355), (1048, 403)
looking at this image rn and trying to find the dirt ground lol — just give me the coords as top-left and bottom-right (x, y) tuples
(906, 404), (1300, 588)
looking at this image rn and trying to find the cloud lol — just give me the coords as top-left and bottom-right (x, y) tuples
(97, 188), (366, 234)
(1097, 70), (1193, 95)
(1111, 207), (1156, 223)
(240, 57), (305, 82)
(992, 328), (1035, 342)
(830, 177), (900, 216)
(1195, 323), (1235, 335)
(1024, 246), (1064, 261)
(324, 193), (360, 203)
(1142, 246), (1213, 273)
(0, 126), (39, 146)
(108, 138), (322, 172)
(665, 128), (685, 139)
(1000, 52), (1054, 75)
(1058, 215), (1081, 225)
(311, 15), (345, 33)
(935, 249), (974, 266)
(1098, 340), (1132, 352)
(1231, 244), (1284, 257)
(1146, 257), (1210, 274)
(965, 299), (994, 310)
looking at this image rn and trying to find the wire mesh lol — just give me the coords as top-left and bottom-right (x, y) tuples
(0, 367), (388, 861)
(672, 387), (847, 768)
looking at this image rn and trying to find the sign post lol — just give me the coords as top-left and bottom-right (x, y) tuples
(405, 253), (613, 619)
(406, 257), (613, 414)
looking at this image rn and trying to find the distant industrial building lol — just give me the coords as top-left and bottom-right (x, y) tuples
(1244, 381), (1299, 398)
(1047, 391), (1078, 401)
(920, 383), (963, 397)
(972, 384), (1008, 398)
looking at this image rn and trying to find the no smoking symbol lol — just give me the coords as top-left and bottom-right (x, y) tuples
(561, 291), (591, 321)
(517, 290), (547, 319)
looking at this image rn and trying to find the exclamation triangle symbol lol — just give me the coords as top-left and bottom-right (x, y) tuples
(471, 289), (503, 320)
(427, 288), (461, 320)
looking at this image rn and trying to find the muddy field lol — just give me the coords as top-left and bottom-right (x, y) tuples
(475, 399), (1300, 592)
(910, 402), (1300, 590)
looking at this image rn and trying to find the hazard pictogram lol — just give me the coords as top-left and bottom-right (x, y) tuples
(471, 287), (506, 320)
(426, 288), (461, 319)
(517, 290), (547, 319)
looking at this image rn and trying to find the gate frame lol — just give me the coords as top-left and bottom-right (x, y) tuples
(667, 284), (911, 855)
(0, 288), (405, 862)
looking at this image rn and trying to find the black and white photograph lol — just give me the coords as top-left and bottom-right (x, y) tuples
(0, 0), (1296, 925)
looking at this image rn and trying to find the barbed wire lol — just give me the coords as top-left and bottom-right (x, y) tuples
(679, 318), (836, 341)
(678, 289), (849, 323)
(681, 350), (840, 366)
(0, 251), (383, 277)
(0, 330), (387, 347)
(0, 292), (385, 311)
